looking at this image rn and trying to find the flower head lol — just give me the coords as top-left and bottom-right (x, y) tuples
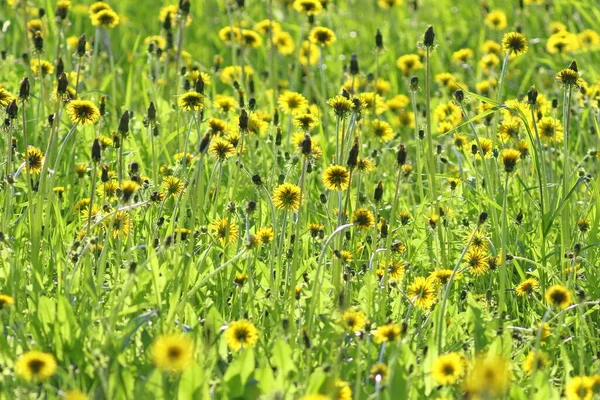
(309, 27), (336, 47)
(545, 284), (571, 309)
(322, 165), (350, 191)
(15, 351), (57, 382)
(151, 333), (194, 375)
(209, 218), (239, 246)
(66, 100), (100, 125)
(502, 32), (528, 56)
(407, 277), (437, 309)
(432, 352), (465, 385)
(225, 319), (259, 351)
(373, 323), (402, 344)
(178, 91), (204, 111)
(273, 183), (302, 211)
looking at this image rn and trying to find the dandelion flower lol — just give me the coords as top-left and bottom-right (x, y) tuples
(106, 211), (131, 238)
(371, 119), (394, 142)
(0, 294), (15, 309)
(161, 176), (184, 197)
(91, 9), (120, 28)
(322, 165), (350, 191)
(465, 355), (511, 398)
(225, 319), (259, 351)
(340, 308), (366, 332)
(565, 377), (593, 400)
(500, 148), (521, 173)
(209, 218), (239, 246)
(15, 351), (57, 382)
(545, 284), (571, 309)
(273, 183), (302, 211)
(278, 91), (308, 115)
(522, 351), (550, 375)
(396, 54), (424, 75)
(484, 10), (507, 30)
(352, 208), (375, 230)
(432, 352), (465, 385)
(209, 139), (236, 161)
(464, 248), (489, 276)
(66, 99), (100, 125)
(178, 91), (204, 111)
(151, 333), (194, 375)
(23, 146), (44, 175)
(309, 27), (336, 47)
(327, 95), (354, 118)
(273, 31), (295, 55)
(369, 363), (388, 382)
(30, 59), (54, 77)
(373, 323), (402, 344)
(502, 32), (528, 56)
(293, 0), (323, 15)
(515, 278), (539, 296)
(407, 277), (437, 309)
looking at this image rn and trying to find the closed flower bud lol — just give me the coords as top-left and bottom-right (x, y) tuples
(273, 110), (279, 126)
(301, 134), (312, 155)
(118, 111), (130, 135)
(350, 54), (359, 76)
(199, 133), (210, 153)
(147, 102), (157, 122)
(99, 96), (106, 116)
(33, 32), (44, 52)
(454, 89), (464, 103)
(396, 144), (407, 165)
(77, 34), (86, 57)
(179, 0), (191, 16)
(252, 174), (263, 186)
(19, 77), (30, 100)
(527, 85), (538, 105)
(375, 29), (384, 49)
(91, 139), (102, 162)
(248, 76), (255, 94)
(163, 12), (172, 30)
(7, 100), (18, 119)
(374, 181), (383, 202)
(57, 72), (68, 95)
(239, 109), (249, 132)
(55, 57), (64, 78)
(423, 25), (435, 48)
(478, 211), (488, 225)
(347, 138), (359, 169)
(569, 60), (578, 73)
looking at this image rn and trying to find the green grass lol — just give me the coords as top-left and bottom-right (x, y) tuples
(0, 0), (600, 399)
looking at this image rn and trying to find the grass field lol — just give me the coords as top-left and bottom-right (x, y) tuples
(1, 0), (600, 398)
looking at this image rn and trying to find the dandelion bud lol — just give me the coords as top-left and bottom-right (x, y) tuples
(275, 126), (282, 146)
(99, 96), (106, 116)
(301, 134), (312, 155)
(238, 90), (245, 108)
(239, 109), (249, 132)
(249, 97), (256, 111)
(454, 89), (464, 103)
(55, 73), (68, 96)
(38, 8), (45, 17)
(56, 57), (64, 78)
(552, 99), (558, 109)
(33, 32), (43, 52)
(248, 76), (255, 94)
(178, 0), (191, 16)
(251, 174), (262, 186)
(100, 165), (110, 182)
(195, 78), (204, 95)
(568, 60), (578, 73)
(166, 31), (174, 49)
(347, 138), (359, 169)
(375, 29), (384, 49)
(308, 15), (315, 25)
(350, 54), (359, 76)
(19, 77), (30, 100)
(55, 2), (68, 20)
(77, 34), (86, 57)
(527, 85), (538, 105)
(91, 138), (102, 162)
(1, 51), (6, 60)
(396, 144), (407, 165)
(198, 133), (211, 154)
(410, 76), (419, 91)
(478, 211), (488, 225)
(118, 111), (130, 135)
(7, 100), (18, 119)
(273, 110), (279, 126)
(147, 102), (156, 122)
(48, 113), (55, 126)
(423, 25), (435, 48)
(374, 181), (383, 202)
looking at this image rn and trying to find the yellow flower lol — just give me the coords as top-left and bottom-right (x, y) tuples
(209, 218), (239, 246)
(293, 0), (323, 15)
(322, 165), (350, 191)
(452, 48), (473, 64)
(309, 27), (336, 47)
(273, 31), (295, 55)
(432, 352), (465, 385)
(378, 0), (402, 9)
(91, 9), (120, 28)
(407, 277), (437, 309)
(515, 278), (539, 296)
(278, 91), (308, 115)
(106, 211), (132, 238)
(15, 351), (57, 382)
(161, 176), (184, 197)
(273, 183), (302, 211)
(373, 323), (402, 344)
(396, 54), (424, 75)
(464, 248), (489, 276)
(0, 294), (15, 309)
(299, 40), (319, 65)
(220, 65), (254, 85)
(66, 100), (100, 125)
(159, 4), (192, 27)
(256, 226), (274, 244)
(369, 363), (388, 382)
(0, 87), (15, 107)
(151, 333), (194, 375)
(30, 59), (54, 77)
(502, 32), (528, 56)
(371, 119), (394, 142)
(522, 350), (550, 375)
(209, 139), (236, 161)
(340, 308), (366, 332)
(465, 354), (511, 398)
(484, 10), (508, 30)
(545, 284), (571, 309)
(501, 148), (521, 173)
(64, 390), (88, 400)
(225, 319), (259, 351)
(352, 208), (375, 230)
(565, 376), (593, 400)
(23, 146), (44, 175)
(178, 91), (204, 111)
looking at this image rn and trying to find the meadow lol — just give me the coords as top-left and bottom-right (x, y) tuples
(0, 0), (600, 398)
